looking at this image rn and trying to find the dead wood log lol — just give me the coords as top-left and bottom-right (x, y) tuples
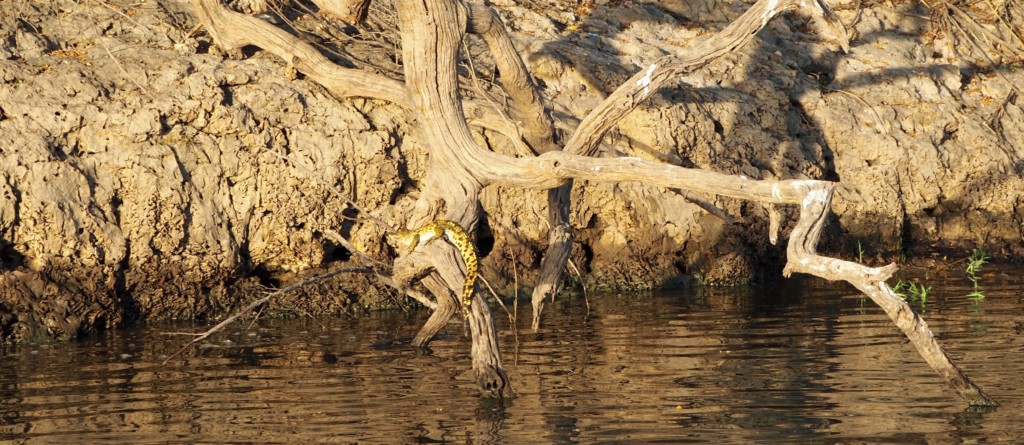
(783, 186), (995, 405)
(192, 0), (524, 140)
(192, 0), (995, 404)
(463, 4), (573, 330)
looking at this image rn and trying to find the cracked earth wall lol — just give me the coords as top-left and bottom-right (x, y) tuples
(1, 0), (1021, 341)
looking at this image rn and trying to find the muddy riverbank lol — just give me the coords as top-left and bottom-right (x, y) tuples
(0, 0), (1021, 341)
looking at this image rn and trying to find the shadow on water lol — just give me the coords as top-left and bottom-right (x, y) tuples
(2, 268), (1022, 443)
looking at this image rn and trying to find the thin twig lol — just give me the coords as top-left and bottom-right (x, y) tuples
(98, 39), (155, 98)
(509, 245), (519, 327)
(162, 266), (372, 364)
(245, 304), (266, 331)
(826, 87), (887, 134)
(502, 245), (522, 368)
(95, 0), (147, 30)
(478, 275), (512, 320)
(184, 22), (204, 39)
(568, 258), (589, 314)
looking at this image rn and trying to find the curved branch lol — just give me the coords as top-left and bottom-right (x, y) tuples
(784, 186), (995, 406)
(466, 4), (557, 154)
(563, 0), (850, 157)
(192, 0), (524, 140)
(193, 0), (405, 102)
(393, 248), (463, 346)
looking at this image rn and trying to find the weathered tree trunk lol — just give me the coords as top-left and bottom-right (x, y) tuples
(192, 0), (995, 404)
(462, 4), (573, 330)
(390, 0), (512, 392)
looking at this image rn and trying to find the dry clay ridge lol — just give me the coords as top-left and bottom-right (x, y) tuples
(1, 0), (1020, 404)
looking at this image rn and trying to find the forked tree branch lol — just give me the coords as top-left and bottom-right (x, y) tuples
(192, 0), (525, 140)
(463, 4), (573, 330)
(563, 0), (850, 157)
(191, 0), (994, 404)
(784, 186), (994, 405)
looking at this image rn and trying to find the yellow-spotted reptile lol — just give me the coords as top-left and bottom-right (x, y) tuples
(393, 220), (478, 319)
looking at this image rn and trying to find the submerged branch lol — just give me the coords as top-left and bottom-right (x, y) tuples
(189, 0), (994, 405)
(162, 266), (373, 364)
(783, 186), (996, 406)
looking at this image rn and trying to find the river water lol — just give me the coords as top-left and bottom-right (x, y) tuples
(2, 268), (1022, 443)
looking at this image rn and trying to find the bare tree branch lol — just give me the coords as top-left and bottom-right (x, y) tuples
(192, 0), (526, 141)
(563, 0), (850, 157)
(783, 186), (995, 405)
(465, 4), (557, 155)
(162, 266), (373, 364)
(188, 0), (994, 405)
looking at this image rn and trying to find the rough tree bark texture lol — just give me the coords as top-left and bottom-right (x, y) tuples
(190, 0), (995, 404)
(1, 0), (1013, 405)
(463, 4), (572, 331)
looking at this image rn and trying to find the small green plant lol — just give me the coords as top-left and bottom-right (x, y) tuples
(965, 247), (988, 285)
(965, 247), (988, 300)
(856, 240), (865, 264)
(894, 238), (906, 264)
(892, 279), (930, 305)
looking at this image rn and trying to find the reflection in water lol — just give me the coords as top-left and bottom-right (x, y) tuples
(1, 271), (1022, 443)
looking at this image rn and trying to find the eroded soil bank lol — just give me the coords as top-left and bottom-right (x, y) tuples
(1, 0), (1022, 341)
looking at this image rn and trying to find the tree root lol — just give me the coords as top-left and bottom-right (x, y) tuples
(189, 0), (995, 404)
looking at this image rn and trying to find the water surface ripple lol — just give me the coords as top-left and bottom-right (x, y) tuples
(2, 272), (1022, 443)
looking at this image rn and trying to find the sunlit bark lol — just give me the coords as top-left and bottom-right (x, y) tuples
(192, 0), (994, 404)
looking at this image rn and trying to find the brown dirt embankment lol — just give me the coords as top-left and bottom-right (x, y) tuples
(1, 0), (1022, 342)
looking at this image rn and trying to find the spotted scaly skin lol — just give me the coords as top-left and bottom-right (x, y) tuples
(394, 220), (478, 319)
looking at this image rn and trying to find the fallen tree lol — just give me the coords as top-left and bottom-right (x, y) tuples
(191, 0), (995, 405)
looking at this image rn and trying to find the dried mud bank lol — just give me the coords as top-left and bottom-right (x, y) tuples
(1, 0), (1022, 341)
